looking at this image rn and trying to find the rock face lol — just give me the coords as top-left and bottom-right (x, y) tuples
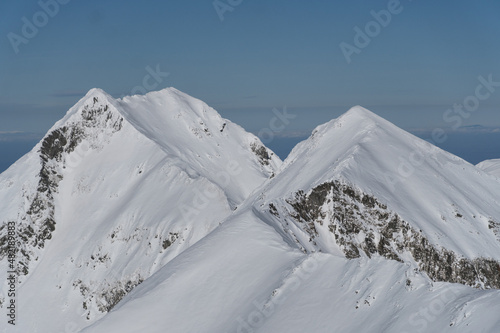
(258, 106), (500, 291)
(0, 88), (281, 332)
(271, 179), (500, 289)
(0, 96), (124, 277)
(1, 95), (500, 332)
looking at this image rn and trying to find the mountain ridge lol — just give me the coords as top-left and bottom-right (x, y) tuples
(262, 104), (500, 261)
(477, 159), (500, 178)
(1, 89), (500, 332)
(0, 87), (281, 332)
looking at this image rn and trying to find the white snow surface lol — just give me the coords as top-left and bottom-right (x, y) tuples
(1, 93), (500, 333)
(83, 213), (500, 333)
(477, 159), (500, 178)
(0, 88), (280, 333)
(260, 106), (500, 260)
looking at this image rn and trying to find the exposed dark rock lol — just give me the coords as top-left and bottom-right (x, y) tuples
(162, 239), (172, 249)
(250, 142), (271, 166)
(162, 232), (179, 250)
(269, 203), (279, 217)
(280, 179), (500, 289)
(489, 219), (500, 240)
(0, 101), (123, 278)
(74, 276), (144, 318)
(98, 278), (144, 312)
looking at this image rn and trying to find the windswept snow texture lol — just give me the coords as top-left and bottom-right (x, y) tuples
(261, 106), (500, 262)
(1, 93), (500, 333)
(83, 213), (500, 333)
(117, 88), (280, 205)
(85, 105), (500, 333)
(477, 159), (500, 178)
(0, 88), (280, 333)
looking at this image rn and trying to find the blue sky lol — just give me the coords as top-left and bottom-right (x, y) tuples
(1, 0), (499, 137)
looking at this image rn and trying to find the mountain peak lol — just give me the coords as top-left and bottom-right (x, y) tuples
(77, 88), (116, 108)
(268, 103), (500, 263)
(84, 87), (111, 99)
(335, 105), (393, 130)
(2, 90), (500, 332)
(118, 87), (220, 124)
(51, 88), (118, 130)
(306, 106), (389, 143)
(0, 87), (282, 332)
(344, 105), (376, 117)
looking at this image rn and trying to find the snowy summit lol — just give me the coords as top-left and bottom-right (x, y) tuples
(1, 88), (500, 333)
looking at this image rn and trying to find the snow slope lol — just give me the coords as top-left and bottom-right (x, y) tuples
(116, 88), (280, 205)
(83, 106), (500, 333)
(84, 217), (500, 333)
(0, 88), (280, 332)
(260, 107), (500, 262)
(477, 159), (500, 178)
(2, 96), (500, 333)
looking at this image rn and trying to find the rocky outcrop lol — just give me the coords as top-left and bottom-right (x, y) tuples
(274, 180), (500, 289)
(250, 142), (271, 167)
(74, 275), (144, 320)
(0, 97), (123, 277)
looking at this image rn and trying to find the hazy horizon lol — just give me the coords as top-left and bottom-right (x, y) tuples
(1, 116), (499, 174)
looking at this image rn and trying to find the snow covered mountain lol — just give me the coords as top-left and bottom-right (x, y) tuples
(83, 106), (500, 333)
(477, 159), (500, 178)
(1, 94), (500, 333)
(0, 88), (280, 332)
(259, 106), (500, 288)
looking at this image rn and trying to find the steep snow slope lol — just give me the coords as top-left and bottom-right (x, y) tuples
(0, 88), (280, 332)
(257, 106), (500, 288)
(84, 206), (500, 333)
(477, 159), (500, 178)
(117, 88), (280, 205)
(3, 98), (500, 332)
(84, 106), (500, 333)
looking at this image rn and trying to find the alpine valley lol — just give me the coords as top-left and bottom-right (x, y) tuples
(1, 88), (499, 333)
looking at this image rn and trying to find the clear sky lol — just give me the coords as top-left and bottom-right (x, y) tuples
(1, 0), (499, 136)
